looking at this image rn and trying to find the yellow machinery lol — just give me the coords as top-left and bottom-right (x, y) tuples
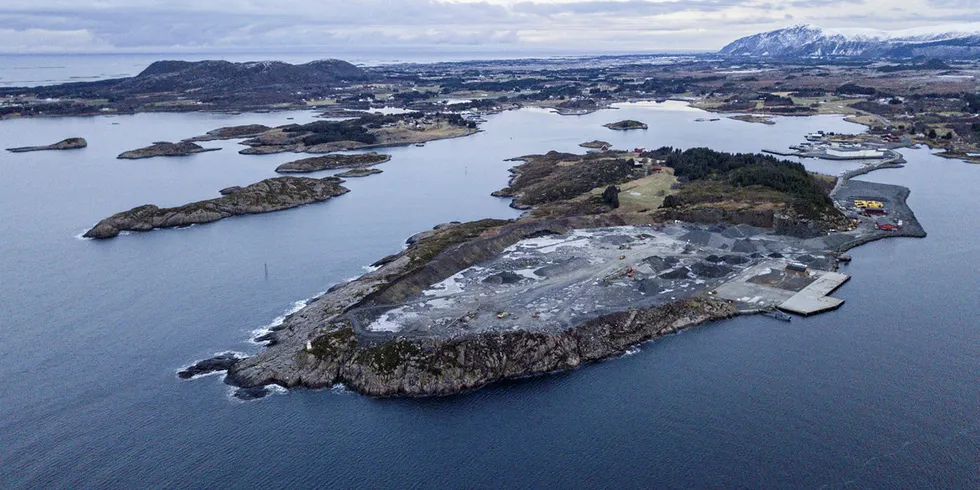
(854, 200), (884, 209)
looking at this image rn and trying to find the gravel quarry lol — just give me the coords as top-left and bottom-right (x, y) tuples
(347, 224), (854, 339)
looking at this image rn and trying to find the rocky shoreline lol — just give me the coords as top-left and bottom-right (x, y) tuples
(84, 176), (349, 238)
(336, 168), (383, 178)
(227, 298), (736, 397)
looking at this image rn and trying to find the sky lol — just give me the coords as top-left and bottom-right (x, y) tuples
(1, 0), (979, 55)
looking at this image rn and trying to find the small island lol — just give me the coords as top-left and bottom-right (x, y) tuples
(6, 137), (87, 153)
(603, 120), (648, 130)
(83, 176), (349, 239)
(579, 140), (611, 149)
(275, 152), (390, 173)
(730, 115), (776, 125)
(117, 141), (220, 159)
(336, 168), (383, 178)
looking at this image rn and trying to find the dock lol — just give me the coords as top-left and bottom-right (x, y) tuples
(777, 272), (850, 316)
(712, 260), (850, 317)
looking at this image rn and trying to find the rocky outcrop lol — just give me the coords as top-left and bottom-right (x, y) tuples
(604, 120), (648, 130)
(185, 124), (271, 142)
(6, 137), (87, 152)
(494, 151), (636, 210)
(178, 352), (244, 379)
(580, 140), (611, 149)
(83, 176), (349, 238)
(336, 168), (383, 178)
(275, 152), (390, 173)
(117, 141), (220, 159)
(225, 298), (737, 397)
(218, 186), (243, 196)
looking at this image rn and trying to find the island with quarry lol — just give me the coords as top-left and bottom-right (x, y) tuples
(177, 144), (924, 399)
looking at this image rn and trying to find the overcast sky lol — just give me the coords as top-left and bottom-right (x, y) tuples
(1, 0), (979, 55)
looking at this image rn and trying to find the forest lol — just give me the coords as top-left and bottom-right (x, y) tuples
(643, 147), (836, 217)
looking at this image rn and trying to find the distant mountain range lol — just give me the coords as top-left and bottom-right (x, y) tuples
(720, 24), (980, 59)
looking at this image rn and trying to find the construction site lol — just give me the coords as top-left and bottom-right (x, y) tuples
(344, 221), (855, 338)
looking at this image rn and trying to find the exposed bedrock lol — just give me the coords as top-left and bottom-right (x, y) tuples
(225, 297), (737, 397)
(117, 141), (220, 159)
(84, 176), (348, 238)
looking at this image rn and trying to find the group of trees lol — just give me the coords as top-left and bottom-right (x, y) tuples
(836, 83), (877, 96)
(642, 147), (835, 215)
(285, 119), (377, 145)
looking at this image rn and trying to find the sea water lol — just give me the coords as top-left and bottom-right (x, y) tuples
(1, 101), (977, 487)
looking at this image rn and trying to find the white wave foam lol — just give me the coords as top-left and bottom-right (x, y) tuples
(176, 351), (246, 380)
(74, 229), (95, 241)
(185, 370), (226, 381)
(622, 346), (641, 357)
(213, 350), (248, 358)
(247, 294), (324, 345)
(266, 384), (289, 396)
(330, 383), (349, 394)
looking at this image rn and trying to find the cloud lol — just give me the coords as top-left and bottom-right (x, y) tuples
(0, 27), (108, 52)
(0, 0), (976, 54)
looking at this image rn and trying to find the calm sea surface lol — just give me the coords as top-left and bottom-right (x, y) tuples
(1, 100), (977, 488)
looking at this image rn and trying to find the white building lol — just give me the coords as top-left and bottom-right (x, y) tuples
(826, 148), (885, 159)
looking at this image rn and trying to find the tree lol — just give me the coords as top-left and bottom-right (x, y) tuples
(942, 132), (954, 140)
(928, 128), (938, 139)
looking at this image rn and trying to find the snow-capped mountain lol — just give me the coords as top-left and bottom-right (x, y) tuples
(720, 24), (980, 58)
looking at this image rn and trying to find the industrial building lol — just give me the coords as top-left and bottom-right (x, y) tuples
(826, 147), (885, 159)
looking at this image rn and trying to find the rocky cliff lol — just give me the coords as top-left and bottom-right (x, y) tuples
(226, 297), (736, 397)
(84, 176), (349, 238)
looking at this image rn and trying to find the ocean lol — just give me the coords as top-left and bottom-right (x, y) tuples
(0, 70), (978, 487)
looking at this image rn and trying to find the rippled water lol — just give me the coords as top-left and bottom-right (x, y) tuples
(1, 103), (977, 488)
